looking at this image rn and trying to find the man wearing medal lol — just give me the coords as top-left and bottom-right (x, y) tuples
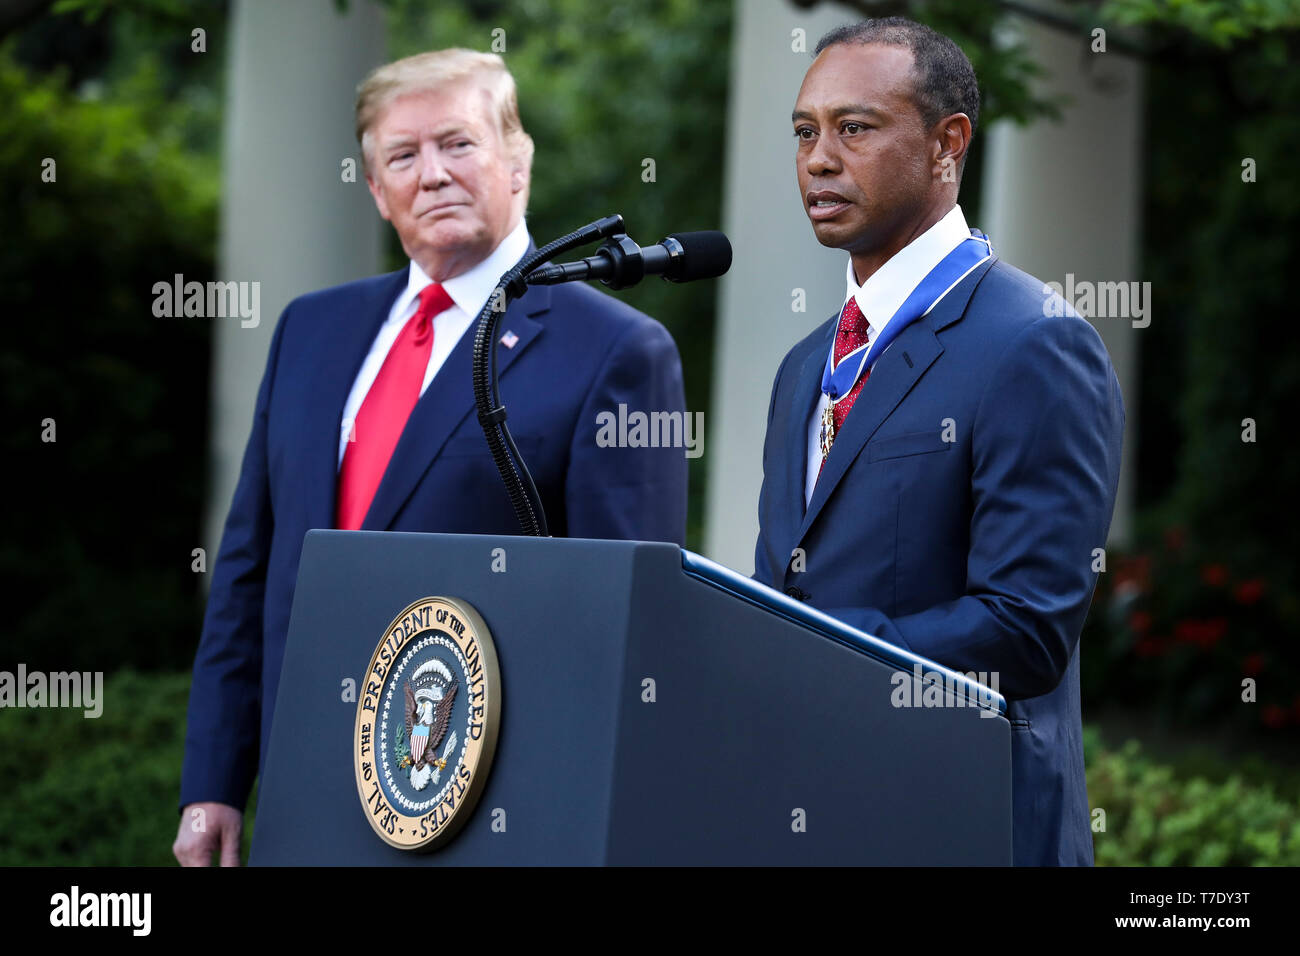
(753, 18), (1124, 865)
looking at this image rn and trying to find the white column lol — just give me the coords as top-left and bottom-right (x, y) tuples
(704, 0), (860, 573)
(206, 0), (386, 556)
(982, 15), (1142, 544)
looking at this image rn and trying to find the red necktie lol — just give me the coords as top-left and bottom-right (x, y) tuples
(819, 296), (872, 476)
(335, 282), (454, 530)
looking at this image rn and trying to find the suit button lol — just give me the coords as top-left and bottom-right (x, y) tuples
(785, 586), (808, 601)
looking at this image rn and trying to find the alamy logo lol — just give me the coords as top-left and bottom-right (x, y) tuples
(50, 886), (151, 936)
(595, 404), (704, 459)
(0, 664), (102, 718)
(152, 274), (260, 328)
(1042, 274), (1151, 328)
(890, 663), (1000, 717)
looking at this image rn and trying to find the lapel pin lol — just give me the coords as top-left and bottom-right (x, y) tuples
(500, 330), (519, 349)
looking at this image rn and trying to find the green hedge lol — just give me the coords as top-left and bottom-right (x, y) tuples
(1083, 725), (1300, 866)
(0, 669), (255, 866)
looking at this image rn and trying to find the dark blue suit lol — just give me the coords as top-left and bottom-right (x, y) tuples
(755, 256), (1123, 866)
(181, 262), (688, 811)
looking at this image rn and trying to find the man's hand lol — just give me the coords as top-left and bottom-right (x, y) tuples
(173, 802), (243, 867)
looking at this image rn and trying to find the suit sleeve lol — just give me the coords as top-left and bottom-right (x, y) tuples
(824, 314), (1125, 700)
(563, 317), (689, 546)
(178, 304), (291, 811)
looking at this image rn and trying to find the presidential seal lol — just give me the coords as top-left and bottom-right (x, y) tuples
(353, 596), (501, 851)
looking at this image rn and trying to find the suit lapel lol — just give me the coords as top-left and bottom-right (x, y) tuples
(794, 255), (997, 546)
(361, 283), (550, 531)
(785, 326), (831, 520)
(765, 331), (829, 577)
(305, 269), (407, 532)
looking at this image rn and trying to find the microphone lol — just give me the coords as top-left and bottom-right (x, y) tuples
(526, 231), (732, 290)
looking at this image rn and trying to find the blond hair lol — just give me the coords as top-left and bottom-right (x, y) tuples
(355, 49), (535, 188)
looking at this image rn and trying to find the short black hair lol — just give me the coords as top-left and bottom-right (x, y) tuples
(815, 17), (980, 135)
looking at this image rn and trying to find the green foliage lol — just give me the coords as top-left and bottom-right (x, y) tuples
(1058, 0), (1300, 745)
(1139, 33), (1300, 571)
(0, 670), (256, 865)
(893, 0), (1065, 127)
(1, 31), (219, 672)
(1100, 0), (1300, 47)
(1101, 14), (1300, 740)
(50, 0), (220, 26)
(1084, 726), (1300, 865)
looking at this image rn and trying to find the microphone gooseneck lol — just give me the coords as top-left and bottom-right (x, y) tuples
(472, 218), (730, 537)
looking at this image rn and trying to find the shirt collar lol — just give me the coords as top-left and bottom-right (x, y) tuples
(843, 204), (971, 333)
(401, 217), (531, 320)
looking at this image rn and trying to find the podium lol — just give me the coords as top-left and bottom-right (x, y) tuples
(250, 531), (1011, 865)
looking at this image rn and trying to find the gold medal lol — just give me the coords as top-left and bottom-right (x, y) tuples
(820, 402), (835, 460)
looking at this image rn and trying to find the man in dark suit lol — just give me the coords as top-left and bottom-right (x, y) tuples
(173, 49), (688, 865)
(755, 19), (1123, 865)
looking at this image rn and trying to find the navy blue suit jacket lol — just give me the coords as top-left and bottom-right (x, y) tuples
(754, 257), (1124, 866)
(181, 261), (688, 810)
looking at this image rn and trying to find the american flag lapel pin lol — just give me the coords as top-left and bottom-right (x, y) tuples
(500, 330), (519, 349)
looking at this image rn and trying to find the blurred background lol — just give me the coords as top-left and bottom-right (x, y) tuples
(2, 0), (1297, 865)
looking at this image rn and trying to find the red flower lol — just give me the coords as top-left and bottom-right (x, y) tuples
(1135, 637), (1165, 658)
(1263, 704), (1287, 729)
(1200, 564), (1228, 587)
(1129, 611), (1153, 634)
(1242, 653), (1264, 676)
(1234, 579), (1266, 606)
(1174, 618), (1228, 649)
(1114, 554), (1152, 592)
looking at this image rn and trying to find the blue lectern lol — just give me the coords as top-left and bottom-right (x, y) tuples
(249, 531), (1010, 865)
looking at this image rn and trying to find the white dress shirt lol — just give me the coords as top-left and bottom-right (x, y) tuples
(804, 204), (973, 506)
(338, 218), (531, 466)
